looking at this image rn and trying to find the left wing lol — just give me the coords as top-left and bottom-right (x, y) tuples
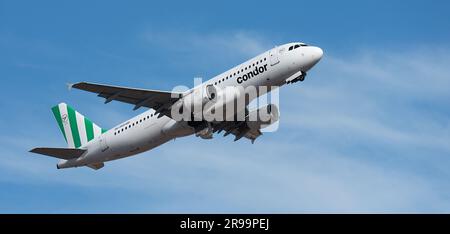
(208, 104), (279, 143)
(71, 82), (183, 117)
(212, 121), (262, 144)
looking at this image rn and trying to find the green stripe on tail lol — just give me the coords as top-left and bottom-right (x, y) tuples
(67, 105), (82, 148)
(51, 105), (67, 142)
(84, 118), (94, 142)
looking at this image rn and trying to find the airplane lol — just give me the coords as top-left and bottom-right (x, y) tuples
(30, 42), (323, 170)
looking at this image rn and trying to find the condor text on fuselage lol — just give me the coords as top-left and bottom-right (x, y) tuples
(236, 64), (268, 84)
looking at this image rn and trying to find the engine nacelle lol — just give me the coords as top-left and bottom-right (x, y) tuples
(175, 85), (242, 121)
(246, 104), (279, 130)
(203, 86), (242, 121)
(181, 84), (218, 114)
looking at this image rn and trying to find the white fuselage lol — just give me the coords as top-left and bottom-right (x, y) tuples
(57, 42), (323, 169)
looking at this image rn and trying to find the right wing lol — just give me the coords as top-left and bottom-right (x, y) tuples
(71, 82), (184, 118)
(30, 147), (87, 160)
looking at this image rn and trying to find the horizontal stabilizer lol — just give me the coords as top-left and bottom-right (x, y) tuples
(29, 147), (86, 160)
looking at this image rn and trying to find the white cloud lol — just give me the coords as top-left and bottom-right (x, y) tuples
(142, 29), (271, 59)
(282, 48), (450, 152)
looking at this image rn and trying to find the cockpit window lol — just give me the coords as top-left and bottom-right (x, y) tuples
(289, 43), (309, 51)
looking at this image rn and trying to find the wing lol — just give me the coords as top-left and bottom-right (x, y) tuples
(71, 82), (183, 118)
(212, 121), (262, 144)
(209, 104), (279, 143)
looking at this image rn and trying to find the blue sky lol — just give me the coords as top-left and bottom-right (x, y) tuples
(1, 0), (450, 213)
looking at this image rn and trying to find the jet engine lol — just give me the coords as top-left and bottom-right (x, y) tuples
(177, 85), (242, 121)
(181, 84), (218, 115)
(246, 104), (279, 130)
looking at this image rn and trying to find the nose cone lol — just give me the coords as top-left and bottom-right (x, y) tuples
(302, 46), (323, 71)
(310, 46), (323, 65)
(314, 47), (324, 61)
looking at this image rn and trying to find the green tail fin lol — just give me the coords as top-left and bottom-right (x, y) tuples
(51, 103), (107, 148)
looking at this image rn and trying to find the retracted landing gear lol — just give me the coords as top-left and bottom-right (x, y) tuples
(286, 71), (307, 84)
(298, 72), (306, 81)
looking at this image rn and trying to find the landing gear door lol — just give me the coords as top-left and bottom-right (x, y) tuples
(99, 134), (109, 152)
(270, 47), (280, 66)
